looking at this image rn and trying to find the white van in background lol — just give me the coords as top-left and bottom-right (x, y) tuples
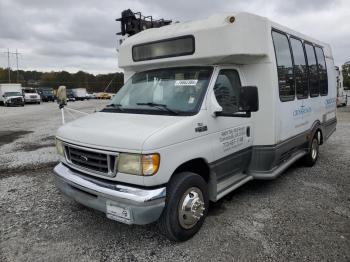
(22, 87), (41, 104)
(72, 88), (87, 100)
(54, 12), (337, 241)
(0, 83), (24, 107)
(335, 66), (348, 106)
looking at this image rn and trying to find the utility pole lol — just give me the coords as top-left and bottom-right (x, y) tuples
(15, 49), (19, 83)
(7, 48), (10, 83)
(3, 49), (21, 83)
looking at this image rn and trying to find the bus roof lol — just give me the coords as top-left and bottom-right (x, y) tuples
(118, 12), (332, 71)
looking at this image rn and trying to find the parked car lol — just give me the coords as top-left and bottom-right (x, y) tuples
(86, 93), (96, 99)
(96, 92), (112, 99)
(66, 89), (76, 102)
(39, 88), (55, 102)
(22, 87), (41, 104)
(0, 84), (24, 106)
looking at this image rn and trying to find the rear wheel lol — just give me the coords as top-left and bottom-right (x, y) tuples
(158, 172), (209, 242)
(303, 135), (319, 166)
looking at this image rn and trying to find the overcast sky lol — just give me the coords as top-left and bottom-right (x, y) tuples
(0, 0), (349, 74)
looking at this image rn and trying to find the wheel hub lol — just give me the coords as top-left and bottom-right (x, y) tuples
(178, 187), (205, 229)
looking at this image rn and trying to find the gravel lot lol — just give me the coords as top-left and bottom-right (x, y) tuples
(0, 101), (349, 262)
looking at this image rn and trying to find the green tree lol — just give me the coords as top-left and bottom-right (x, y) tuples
(342, 64), (350, 89)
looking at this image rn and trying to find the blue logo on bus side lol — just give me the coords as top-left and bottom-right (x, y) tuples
(293, 105), (312, 117)
(325, 98), (336, 108)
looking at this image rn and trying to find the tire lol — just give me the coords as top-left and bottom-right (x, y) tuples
(158, 172), (209, 242)
(303, 135), (319, 167)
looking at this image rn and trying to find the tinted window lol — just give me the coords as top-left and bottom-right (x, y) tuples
(213, 70), (241, 115)
(305, 43), (319, 97)
(132, 35), (195, 62)
(272, 31), (295, 102)
(290, 38), (308, 99)
(315, 47), (328, 96)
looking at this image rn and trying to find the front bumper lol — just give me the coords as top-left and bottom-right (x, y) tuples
(25, 98), (40, 103)
(6, 99), (24, 106)
(53, 163), (166, 225)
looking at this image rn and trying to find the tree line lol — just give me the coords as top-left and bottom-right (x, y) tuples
(342, 64), (350, 89)
(0, 67), (124, 93)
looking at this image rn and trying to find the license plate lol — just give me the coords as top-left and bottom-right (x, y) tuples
(106, 200), (131, 223)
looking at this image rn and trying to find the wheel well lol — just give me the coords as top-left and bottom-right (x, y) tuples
(172, 158), (210, 183)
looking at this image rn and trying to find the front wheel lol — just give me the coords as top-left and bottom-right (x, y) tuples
(158, 172), (209, 242)
(303, 135), (319, 166)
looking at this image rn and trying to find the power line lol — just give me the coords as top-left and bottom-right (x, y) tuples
(2, 49), (22, 83)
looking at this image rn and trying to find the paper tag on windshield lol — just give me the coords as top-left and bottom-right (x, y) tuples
(175, 80), (198, 86)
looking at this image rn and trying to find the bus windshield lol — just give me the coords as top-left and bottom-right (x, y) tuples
(105, 67), (213, 116)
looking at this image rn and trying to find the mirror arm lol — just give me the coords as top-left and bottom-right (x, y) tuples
(210, 91), (223, 117)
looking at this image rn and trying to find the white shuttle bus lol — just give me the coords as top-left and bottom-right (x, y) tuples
(54, 12), (337, 241)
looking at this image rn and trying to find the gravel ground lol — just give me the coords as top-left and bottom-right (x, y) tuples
(0, 102), (349, 262)
(0, 100), (108, 172)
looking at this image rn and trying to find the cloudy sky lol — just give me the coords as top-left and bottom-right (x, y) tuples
(0, 0), (349, 74)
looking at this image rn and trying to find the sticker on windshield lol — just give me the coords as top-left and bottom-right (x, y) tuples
(175, 79), (198, 86)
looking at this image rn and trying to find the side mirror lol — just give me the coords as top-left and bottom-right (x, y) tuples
(2, 95), (5, 98)
(239, 86), (259, 112)
(208, 90), (223, 117)
(57, 86), (67, 108)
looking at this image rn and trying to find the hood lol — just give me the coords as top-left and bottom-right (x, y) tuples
(56, 112), (184, 151)
(6, 95), (23, 100)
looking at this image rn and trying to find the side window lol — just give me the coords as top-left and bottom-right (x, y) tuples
(272, 31), (295, 102)
(290, 38), (308, 99)
(305, 43), (319, 97)
(315, 46), (328, 96)
(213, 69), (241, 115)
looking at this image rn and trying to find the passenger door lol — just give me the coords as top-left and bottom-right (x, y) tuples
(206, 68), (253, 199)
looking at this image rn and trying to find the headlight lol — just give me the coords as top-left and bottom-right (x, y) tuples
(118, 153), (160, 176)
(55, 138), (65, 157)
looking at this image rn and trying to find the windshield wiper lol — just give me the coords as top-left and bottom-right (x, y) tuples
(136, 102), (179, 115)
(104, 103), (124, 111)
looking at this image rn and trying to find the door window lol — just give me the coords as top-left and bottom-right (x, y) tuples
(213, 69), (241, 115)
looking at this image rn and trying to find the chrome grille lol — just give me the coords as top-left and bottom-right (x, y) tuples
(64, 144), (118, 177)
(10, 98), (22, 104)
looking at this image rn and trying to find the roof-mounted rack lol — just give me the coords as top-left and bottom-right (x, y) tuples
(116, 9), (172, 37)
